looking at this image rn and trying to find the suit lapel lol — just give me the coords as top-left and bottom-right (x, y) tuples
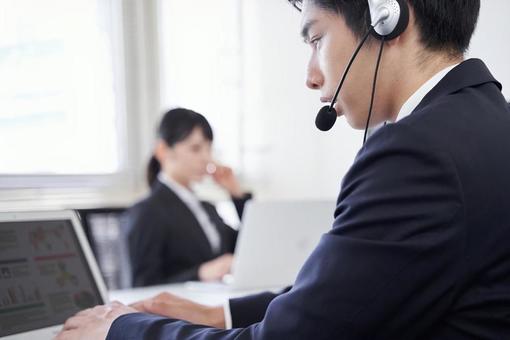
(416, 59), (501, 113)
(151, 180), (215, 259)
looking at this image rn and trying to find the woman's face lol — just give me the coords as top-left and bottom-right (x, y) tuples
(159, 127), (212, 185)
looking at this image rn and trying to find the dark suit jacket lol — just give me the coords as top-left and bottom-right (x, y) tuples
(108, 59), (510, 339)
(126, 179), (249, 286)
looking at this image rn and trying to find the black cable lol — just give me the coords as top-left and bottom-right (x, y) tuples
(329, 26), (375, 111)
(363, 36), (385, 144)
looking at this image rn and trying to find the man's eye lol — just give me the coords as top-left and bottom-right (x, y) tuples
(310, 37), (322, 48)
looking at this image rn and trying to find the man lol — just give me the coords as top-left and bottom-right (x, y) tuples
(57, 0), (510, 339)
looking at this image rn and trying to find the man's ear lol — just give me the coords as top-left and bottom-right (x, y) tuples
(384, 35), (401, 47)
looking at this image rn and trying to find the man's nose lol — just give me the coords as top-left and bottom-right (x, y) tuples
(306, 57), (324, 90)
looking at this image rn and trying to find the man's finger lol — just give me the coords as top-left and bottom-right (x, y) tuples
(75, 307), (93, 317)
(130, 300), (147, 311)
(142, 299), (159, 313)
(62, 315), (89, 331)
(54, 329), (78, 340)
(145, 299), (177, 316)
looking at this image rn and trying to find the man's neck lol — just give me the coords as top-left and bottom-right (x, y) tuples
(387, 54), (463, 121)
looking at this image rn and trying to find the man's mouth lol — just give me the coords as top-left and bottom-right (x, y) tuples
(319, 96), (344, 117)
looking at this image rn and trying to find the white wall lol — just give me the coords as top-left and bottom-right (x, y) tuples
(241, 0), (363, 201)
(239, 0), (510, 201)
(468, 0), (510, 99)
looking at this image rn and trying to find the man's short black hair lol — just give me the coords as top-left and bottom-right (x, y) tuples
(289, 0), (480, 56)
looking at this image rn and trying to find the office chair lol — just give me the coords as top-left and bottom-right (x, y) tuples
(76, 208), (131, 290)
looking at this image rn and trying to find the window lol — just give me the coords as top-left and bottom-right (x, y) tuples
(158, 0), (243, 170)
(0, 0), (124, 180)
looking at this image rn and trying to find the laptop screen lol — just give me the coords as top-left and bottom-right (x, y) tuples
(0, 219), (104, 337)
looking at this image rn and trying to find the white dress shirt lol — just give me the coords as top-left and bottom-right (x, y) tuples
(158, 173), (221, 254)
(395, 63), (459, 122)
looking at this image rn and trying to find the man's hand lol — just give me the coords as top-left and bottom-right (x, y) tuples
(131, 292), (226, 328)
(55, 302), (136, 340)
(198, 253), (233, 282)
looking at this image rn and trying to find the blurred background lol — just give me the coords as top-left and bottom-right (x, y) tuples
(1, 0), (509, 206)
(0, 0), (509, 288)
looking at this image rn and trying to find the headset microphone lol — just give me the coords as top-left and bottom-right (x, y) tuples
(314, 0), (409, 139)
(315, 106), (337, 131)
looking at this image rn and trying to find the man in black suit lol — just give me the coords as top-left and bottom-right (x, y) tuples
(57, 0), (510, 339)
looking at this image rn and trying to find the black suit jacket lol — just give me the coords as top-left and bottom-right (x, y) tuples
(108, 59), (510, 339)
(126, 180), (248, 286)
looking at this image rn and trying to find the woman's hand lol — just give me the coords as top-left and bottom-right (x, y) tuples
(198, 253), (233, 282)
(208, 163), (244, 198)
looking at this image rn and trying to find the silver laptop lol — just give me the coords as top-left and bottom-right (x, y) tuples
(226, 200), (335, 289)
(0, 210), (109, 340)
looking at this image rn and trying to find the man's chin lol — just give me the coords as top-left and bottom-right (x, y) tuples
(344, 115), (366, 130)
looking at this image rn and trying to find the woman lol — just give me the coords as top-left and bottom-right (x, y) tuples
(125, 108), (251, 287)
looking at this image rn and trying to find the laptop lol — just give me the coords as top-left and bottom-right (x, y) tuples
(229, 200), (335, 289)
(187, 200), (335, 291)
(0, 210), (109, 340)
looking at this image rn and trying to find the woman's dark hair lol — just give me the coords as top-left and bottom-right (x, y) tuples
(288, 0), (480, 56)
(147, 108), (214, 187)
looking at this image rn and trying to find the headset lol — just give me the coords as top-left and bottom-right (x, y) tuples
(315, 0), (409, 144)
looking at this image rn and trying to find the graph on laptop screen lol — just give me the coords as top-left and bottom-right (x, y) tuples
(0, 220), (102, 337)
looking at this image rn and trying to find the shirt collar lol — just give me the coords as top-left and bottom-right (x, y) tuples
(366, 62), (459, 139)
(395, 62), (459, 122)
(157, 172), (198, 204)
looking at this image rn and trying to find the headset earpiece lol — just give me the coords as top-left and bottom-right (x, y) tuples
(368, 0), (409, 40)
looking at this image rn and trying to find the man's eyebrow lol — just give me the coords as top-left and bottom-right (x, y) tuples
(301, 19), (318, 42)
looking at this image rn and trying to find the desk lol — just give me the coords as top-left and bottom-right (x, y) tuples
(109, 282), (281, 306)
